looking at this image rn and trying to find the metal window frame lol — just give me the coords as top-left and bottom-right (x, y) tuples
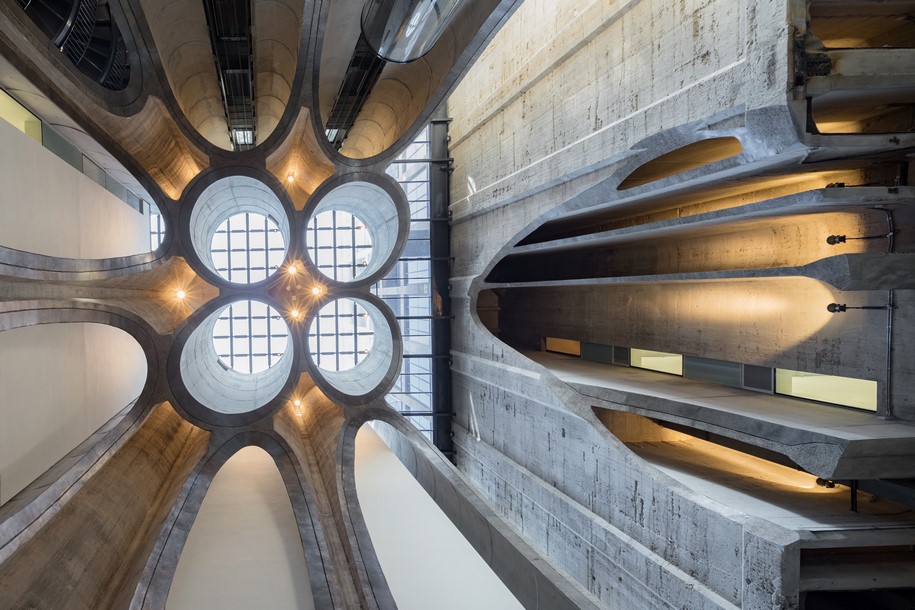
(211, 212), (285, 284)
(212, 300), (289, 374)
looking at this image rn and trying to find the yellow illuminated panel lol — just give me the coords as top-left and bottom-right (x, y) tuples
(544, 337), (581, 356)
(0, 89), (41, 144)
(631, 349), (683, 376)
(775, 369), (877, 412)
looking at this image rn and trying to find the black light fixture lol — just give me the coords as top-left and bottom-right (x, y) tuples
(827, 302), (894, 313)
(826, 231), (894, 245)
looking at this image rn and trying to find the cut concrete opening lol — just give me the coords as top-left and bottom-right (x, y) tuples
(617, 137), (743, 190)
(809, 1), (915, 49)
(810, 87), (915, 134)
(305, 181), (401, 285)
(181, 300), (293, 415)
(306, 210), (373, 281)
(165, 446), (315, 610)
(306, 297), (398, 402)
(189, 176), (290, 283)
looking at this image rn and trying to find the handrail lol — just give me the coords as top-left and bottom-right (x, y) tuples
(61, 0), (96, 65)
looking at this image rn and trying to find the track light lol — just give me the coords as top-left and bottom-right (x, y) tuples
(826, 235), (846, 245)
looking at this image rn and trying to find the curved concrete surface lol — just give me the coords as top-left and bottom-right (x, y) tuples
(178, 300), (293, 418)
(166, 446), (314, 610)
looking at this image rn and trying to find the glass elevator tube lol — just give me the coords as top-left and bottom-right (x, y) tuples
(361, 0), (464, 63)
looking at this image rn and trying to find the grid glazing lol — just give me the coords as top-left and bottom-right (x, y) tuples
(212, 300), (289, 374)
(306, 210), (372, 282)
(211, 212), (286, 283)
(309, 299), (375, 372)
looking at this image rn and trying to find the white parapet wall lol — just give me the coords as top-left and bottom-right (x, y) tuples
(0, 117), (149, 259)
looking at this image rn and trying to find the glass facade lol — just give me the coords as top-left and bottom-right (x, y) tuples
(149, 210), (166, 251)
(375, 127), (436, 440)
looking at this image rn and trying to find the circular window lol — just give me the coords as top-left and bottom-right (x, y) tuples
(211, 212), (286, 284)
(306, 210), (373, 282)
(304, 179), (408, 285)
(188, 175), (291, 284)
(308, 299), (375, 372)
(212, 300), (289, 374)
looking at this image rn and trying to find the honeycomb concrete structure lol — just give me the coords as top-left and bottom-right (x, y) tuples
(1, 0), (915, 608)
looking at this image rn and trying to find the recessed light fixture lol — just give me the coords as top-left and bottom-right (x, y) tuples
(175, 289), (187, 300)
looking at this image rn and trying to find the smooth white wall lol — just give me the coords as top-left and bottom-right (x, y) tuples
(355, 425), (523, 610)
(166, 446), (314, 610)
(0, 117), (148, 258)
(0, 323), (147, 504)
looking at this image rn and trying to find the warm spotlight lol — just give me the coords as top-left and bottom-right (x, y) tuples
(311, 285), (324, 296)
(827, 303), (846, 313)
(175, 289), (187, 300)
(286, 174), (295, 184)
(293, 399), (301, 407)
(290, 308), (301, 320)
(826, 235), (847, 245)
(287, 263), (298, 276)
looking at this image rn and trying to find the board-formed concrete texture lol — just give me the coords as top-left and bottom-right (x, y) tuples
(448, 0), (915, 608)
(1, 0), (914, 609)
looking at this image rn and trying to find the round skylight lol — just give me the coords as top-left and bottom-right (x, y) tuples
(212, 300), (289, 374)
(306, 210), (373, 282)
(304, 179), (408, 286)
(188, 175), (291, 284)
(308, 298), (375, 372)
(210, 212), (286, 284)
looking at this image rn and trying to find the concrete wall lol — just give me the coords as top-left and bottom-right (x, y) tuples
(448, 0), (788, 226)
(0, 117), (149, 259)
(166, 446), (314, 610)
(444, 0), (838, 607)
(0, 323), (147, 505)
(354, 424), (522, 610)
(0, 403), (209, 610)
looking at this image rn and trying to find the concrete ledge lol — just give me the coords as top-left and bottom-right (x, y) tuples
(528, 351), (915, 480)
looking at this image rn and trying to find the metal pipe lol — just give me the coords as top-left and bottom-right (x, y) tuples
(885, 289), (894, 419)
